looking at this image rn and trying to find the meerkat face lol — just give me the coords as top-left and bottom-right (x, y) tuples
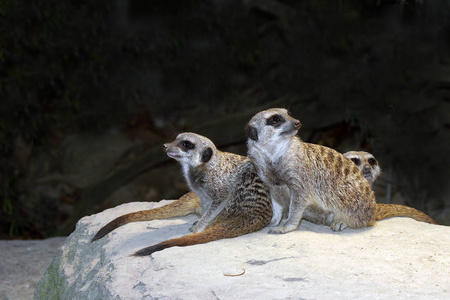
(246, 108), (301, 145)
(343, 151), (381, 185)
(163, 132), (215, 168)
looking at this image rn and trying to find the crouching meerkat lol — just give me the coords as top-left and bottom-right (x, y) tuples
(92, 132), (272, 256)
(246, 108), (438, 235)
(343, 151), (438, 225)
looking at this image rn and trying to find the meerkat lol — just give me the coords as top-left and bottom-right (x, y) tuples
(343, 150), (438, 224)
(246, 108), (438, 234)
(92, 132), (272, 256)
(246, 108), (376, 234)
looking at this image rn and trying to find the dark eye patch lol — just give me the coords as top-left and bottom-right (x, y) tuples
(368, 157), (377, 165)
(180, 140), (195, 151)
(266, 114), (285, 126)
(350, 158), (361, 166)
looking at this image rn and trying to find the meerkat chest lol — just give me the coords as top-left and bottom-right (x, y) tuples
(258, 157), (289, 186)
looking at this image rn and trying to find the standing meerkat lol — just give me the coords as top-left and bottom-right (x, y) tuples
(343, 151), (438, 224)
(246, 108), (376, 234)
(246, 108), (438, 234)
(92, 132), (272, 256)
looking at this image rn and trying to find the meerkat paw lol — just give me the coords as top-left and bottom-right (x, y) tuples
(268, 228), (286, 234)
(330, 221), (348, 231)
(268, 225), (296, 234)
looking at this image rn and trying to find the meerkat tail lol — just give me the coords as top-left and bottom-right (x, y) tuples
(91, 192), (201, 242)
(132, 217), (266, 256)
(375, 203), (439, 225)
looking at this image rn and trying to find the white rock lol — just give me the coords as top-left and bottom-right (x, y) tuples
(35, 200), (450, 300)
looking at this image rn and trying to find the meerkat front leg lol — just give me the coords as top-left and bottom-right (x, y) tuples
(269, 186), (290, 226)
(270, 197), (285, 226)
(190, 196), (229, 233)
(268, 187), (306, 234)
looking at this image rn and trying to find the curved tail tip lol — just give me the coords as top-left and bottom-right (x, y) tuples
(131, 249), (153, 257)
(132, 244), (165, 256)
(91, 231), (108, 243)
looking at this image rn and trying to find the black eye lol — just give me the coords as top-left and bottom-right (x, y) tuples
(180, 140), (195, 151)
(368, 158), (377, 165)
(351, 158), (361, 165)
(266, 114), (284, 126)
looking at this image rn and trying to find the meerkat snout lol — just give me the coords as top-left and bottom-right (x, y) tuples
(283, 117), (301, 135)
(270, 111), (300, 137)
(362, 165), (372, 174)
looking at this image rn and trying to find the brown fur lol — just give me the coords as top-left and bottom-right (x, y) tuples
(376, 203), (438, 224)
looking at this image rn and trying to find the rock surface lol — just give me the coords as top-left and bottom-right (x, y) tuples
(0, 237), (66, 300)
(35, 201), (450, 299)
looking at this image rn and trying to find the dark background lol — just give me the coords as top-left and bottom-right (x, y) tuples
(1, 0), (449, 239)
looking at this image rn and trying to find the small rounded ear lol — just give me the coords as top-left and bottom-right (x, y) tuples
(201, 147), (213, 163)
(246, 125), (258, 141)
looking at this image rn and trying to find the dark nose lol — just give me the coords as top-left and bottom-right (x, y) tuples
(162, 144), (168, 151)
(363, 166), (371, 174)
(294, 120), (301, 128)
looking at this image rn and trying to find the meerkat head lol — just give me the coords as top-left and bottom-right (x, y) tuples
(246, 108), (301, 146)
(343, 151), (381, 186)
(163, 132), (215, 168)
